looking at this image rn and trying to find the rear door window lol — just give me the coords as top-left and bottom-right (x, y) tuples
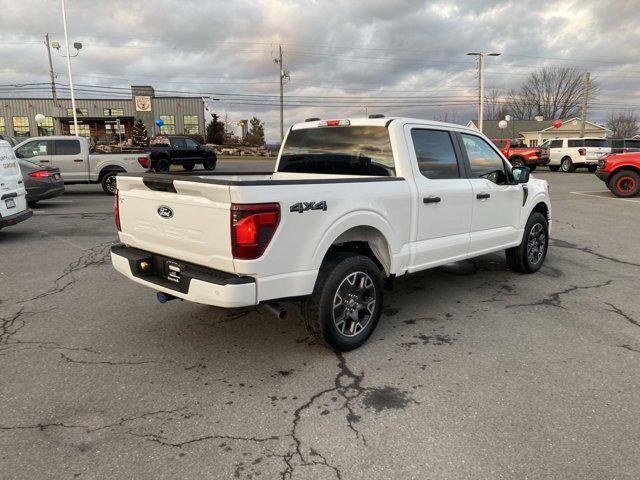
(411, 129), (461, 179)
(15, 140), (49, 159)
(54, 139), (81, 155)
(171, 138), (187, 148)
(568, 139), (584, 148)
(279, 125), (395, 176)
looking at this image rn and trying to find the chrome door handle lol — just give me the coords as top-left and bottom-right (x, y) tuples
(476, 193), (490, 200)
(74, 158), (83, 162)
(423, 196), (441, 204)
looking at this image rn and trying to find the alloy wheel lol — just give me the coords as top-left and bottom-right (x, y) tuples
(527, 223), (546, 265)
(332, 271), (376, 337)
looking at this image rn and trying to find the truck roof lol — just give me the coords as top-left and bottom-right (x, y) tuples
(291, 116), (480, 134)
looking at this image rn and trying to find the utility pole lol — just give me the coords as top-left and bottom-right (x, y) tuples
(60, 0), (79, 136)
(579, 71), (590, 138)
(274, 45), (289, 142)
(467, 52), (501, 134)
(44, 33), (57, 103)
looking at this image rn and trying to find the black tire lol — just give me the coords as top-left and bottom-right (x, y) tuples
(529, 165), (537, 172)
(203, 155), (217, 171)
(505, 212), (549, 274)
(510, 157), (525, 168)
(302, 253), (384, 351)
(101, 171), (121, 195)
(560, 157), (574, 173)
(608, 170), (640, 198)
(27, 200), (38, 208)
(156, 158), (170, 173)
(548, 165), (560, 172)
(183, 163), (195, 171)
(588, 165), (597, 173)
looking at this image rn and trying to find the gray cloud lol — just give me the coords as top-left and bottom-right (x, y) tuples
(1, 0), (638, 141)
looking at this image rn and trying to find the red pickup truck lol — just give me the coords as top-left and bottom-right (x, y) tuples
(491, 138), (550, 171)
(595, 152), (640, 197)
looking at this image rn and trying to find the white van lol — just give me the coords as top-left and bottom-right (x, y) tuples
(0, 140), (32, 230)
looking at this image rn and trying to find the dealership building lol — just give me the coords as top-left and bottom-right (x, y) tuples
(0, 86), (205, 140)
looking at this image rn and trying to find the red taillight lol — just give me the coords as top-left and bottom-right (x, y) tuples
(231, 203), (280, 260)
(138, 157), (149, 169)
(28, 170), (51, 178)
(578, 148), (586, 156)
(114, 189), (121, 232)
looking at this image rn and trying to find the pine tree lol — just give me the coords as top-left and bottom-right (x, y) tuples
(205, 114), (226, 144)
(131, 118), (149, 147)
(246, 116), (265, 146)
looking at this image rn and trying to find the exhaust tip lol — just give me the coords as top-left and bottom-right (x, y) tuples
(264, 302), (288, 320)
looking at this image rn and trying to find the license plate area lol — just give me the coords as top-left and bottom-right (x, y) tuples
(165, 260), (181, 283)
(5, 198), (15, 209)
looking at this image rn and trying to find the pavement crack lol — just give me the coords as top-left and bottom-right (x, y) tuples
(59, 352), (156, 366)
(506, 280), (612, 310)
(619, 344), (640, 353)
(551, 239), (640, 268)
(605, 303), (640, 327)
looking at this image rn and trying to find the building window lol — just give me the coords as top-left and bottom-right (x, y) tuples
(38, 116), (54, 136)
(67, 108), (88, 116)
(12, 116), (30, 137)
(105, 122), (125, 135)
(159, 115), (175, 134)
(529, 139), (538, 147)
(0, 117), (5, 135)
(104, 108), (124, 116)
(69, 123), (91, 136)
(183, 115), (199, 134)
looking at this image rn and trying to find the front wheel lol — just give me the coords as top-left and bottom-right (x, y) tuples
(101, 171), (120, 195)
(506, 212), (549, 273)
(608, 170), (640, 197)
(203, 155), (217, 170)
(302, 253), (384, 351)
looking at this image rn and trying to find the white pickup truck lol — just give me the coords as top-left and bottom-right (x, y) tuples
(111, 117), (551, 351)
(13, 136), (149, 194)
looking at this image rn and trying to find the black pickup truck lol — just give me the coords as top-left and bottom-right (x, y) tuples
(148, 135), (217, 172)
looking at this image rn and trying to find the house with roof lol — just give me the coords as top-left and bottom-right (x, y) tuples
(466, 117), (608, 146)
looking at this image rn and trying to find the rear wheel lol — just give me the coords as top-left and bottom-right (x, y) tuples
(561, 157), (574, 172)
(101, 171), (121, 195)
(156, 158), (170, 173)
(529, 165), (537, 172)
(203, 155), (217, 170)
(183, 163), (195, 171)
(588, 165), (597, 173)
(506, 212), (549, 273)
(510, 157), (525, 168)
(548, 165), (560, 172)
(608, 170), (640, 197)
(302, 253), (384, 351)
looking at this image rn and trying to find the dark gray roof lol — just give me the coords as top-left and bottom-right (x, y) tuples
(470, 119), (555, 139)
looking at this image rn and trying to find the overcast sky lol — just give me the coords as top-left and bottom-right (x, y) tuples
(1, 0), (639, 141)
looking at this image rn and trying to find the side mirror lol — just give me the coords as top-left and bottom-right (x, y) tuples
(512, 166), (530, 184)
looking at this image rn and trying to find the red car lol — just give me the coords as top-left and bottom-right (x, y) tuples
(596, 152), (640, 197)
(491, 138), (549, 171)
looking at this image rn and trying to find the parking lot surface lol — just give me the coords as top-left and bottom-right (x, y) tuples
(1, 164), (638, 479)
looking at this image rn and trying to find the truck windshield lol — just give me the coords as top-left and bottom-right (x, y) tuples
(278, 126), (395, 176)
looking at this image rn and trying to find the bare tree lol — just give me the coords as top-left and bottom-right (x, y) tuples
(606, 111), (639, 138)
(484, 88), (508, 120)
(433, 111), (460, 124)
(506, 67), (599, 120)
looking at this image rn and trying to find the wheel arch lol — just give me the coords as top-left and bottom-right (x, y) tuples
(98, 165), (126, 180)
(313, 213), (396, 277)
(610, 165), (640, 178)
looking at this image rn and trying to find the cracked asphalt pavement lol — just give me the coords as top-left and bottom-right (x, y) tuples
(1, 164), (639, 479)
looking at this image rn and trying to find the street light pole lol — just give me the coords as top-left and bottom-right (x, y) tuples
(467, 52), (501, 134)
(60, 0), (79, 136)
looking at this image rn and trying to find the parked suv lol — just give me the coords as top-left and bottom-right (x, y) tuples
(544, 137), (610, 172)
(147, 135), (217, 172)
(491, 138), (549, 171)
(596, 152), (640, 197)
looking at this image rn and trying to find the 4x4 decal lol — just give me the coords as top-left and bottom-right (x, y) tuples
(290, 201), (327, 214)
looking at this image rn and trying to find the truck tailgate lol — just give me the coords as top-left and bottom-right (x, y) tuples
(116, 176), (235, 273)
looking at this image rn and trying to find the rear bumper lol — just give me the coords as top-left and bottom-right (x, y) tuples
(26, 184), (65, 202)
(0, 208), (33, 229)
(110, 243), (257, 308)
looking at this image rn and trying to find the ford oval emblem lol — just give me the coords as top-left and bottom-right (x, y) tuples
(157, 205), (173, 219)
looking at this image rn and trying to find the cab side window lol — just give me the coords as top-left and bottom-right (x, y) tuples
(184, 138), (199, 149)
(15, 140), (49, 159)
(411, 129), (461, 180)
(171, 138), (187, 148)
(54, 139), (81, 155)
(461, 134), (508, 185)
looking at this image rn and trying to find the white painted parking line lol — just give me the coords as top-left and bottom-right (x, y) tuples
(38, 230), (89, 251)
(570, 191), (640, 203)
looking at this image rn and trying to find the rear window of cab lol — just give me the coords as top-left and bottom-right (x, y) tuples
(278, 126), (395, 176)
